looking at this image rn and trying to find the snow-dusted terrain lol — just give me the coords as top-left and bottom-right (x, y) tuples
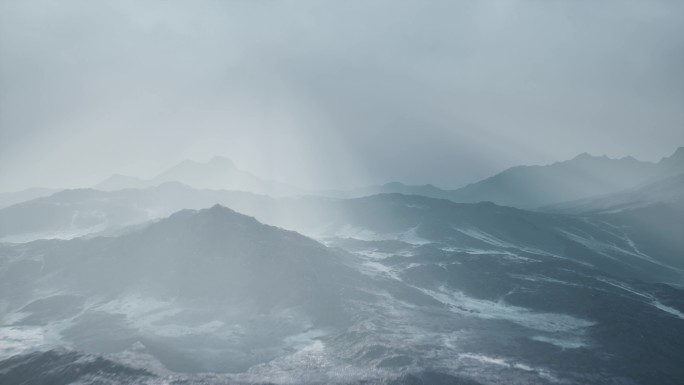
(1, 193), (683, 385)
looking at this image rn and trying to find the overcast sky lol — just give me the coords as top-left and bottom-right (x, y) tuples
(1, 0), (683, 192)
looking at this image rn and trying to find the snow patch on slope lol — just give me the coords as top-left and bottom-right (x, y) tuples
(0, 326), (48, 359)
(597, 278), (684, 320)
(459, 353), (561, 382)
(417, 286), (595, 333)
(323, 225), (431, 245)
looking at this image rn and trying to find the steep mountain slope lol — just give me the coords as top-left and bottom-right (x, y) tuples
(95, 156), (300, 196)
(537, 174), (684, 275)
(291, 194), (684, 285)
(590, 204), (684, 273)
(541, 173), (684, 214)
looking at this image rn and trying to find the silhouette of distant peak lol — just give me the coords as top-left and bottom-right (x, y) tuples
(569, 152), (632, 163)
(169, 204), (256, 224)
(571, 152), (596, 160)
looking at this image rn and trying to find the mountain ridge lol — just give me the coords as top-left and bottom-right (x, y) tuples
(95, 157), (301, 196)
(2, 189), (683, 382)
(326, 147), (684, 208)
(541, 172), (684, 214)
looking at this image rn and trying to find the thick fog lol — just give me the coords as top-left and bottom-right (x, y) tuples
(1, 0), (683, 192)
(2, 3), (684, 383)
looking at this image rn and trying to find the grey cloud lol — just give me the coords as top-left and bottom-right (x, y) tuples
(1, 0), (682, 191)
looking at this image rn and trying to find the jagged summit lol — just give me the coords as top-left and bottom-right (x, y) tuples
(570, 152), (642, 163)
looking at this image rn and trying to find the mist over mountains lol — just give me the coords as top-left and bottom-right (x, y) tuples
(85, 147), (684, 210)
(0, 188), (58, 209)
(329, 147), (684, 209)
(1, 146), (683, 385)
(543, 172), (684, 214)
(95, 156), (300, 197)
(3, 0), (683, 382)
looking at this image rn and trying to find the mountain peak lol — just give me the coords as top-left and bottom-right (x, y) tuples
(184, 204), (252, 222)
(571, 152), (597, 161)
(207, 203), (235, 213)
(199, 204), (270, 228)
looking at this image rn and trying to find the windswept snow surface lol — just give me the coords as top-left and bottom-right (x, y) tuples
(2, 201), (684, 385)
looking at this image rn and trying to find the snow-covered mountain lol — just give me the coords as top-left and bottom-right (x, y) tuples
(2, 200), (684, 384)
(0, 205), (368, 372)
(2, 184), (682, 285)
(301, 193), (684, 284)
(2, 149), (684, 384)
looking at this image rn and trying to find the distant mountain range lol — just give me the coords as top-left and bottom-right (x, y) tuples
(446, 147), (683, 208)
(0, 182), (273, 242)
(3, 182), (682, 285)
(2, 147), (683, 384)
(328, 147), (684, 209)
(95, 156), (301, 196)
(3, 148), (679, 211)
(542, 172), (684, 214)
